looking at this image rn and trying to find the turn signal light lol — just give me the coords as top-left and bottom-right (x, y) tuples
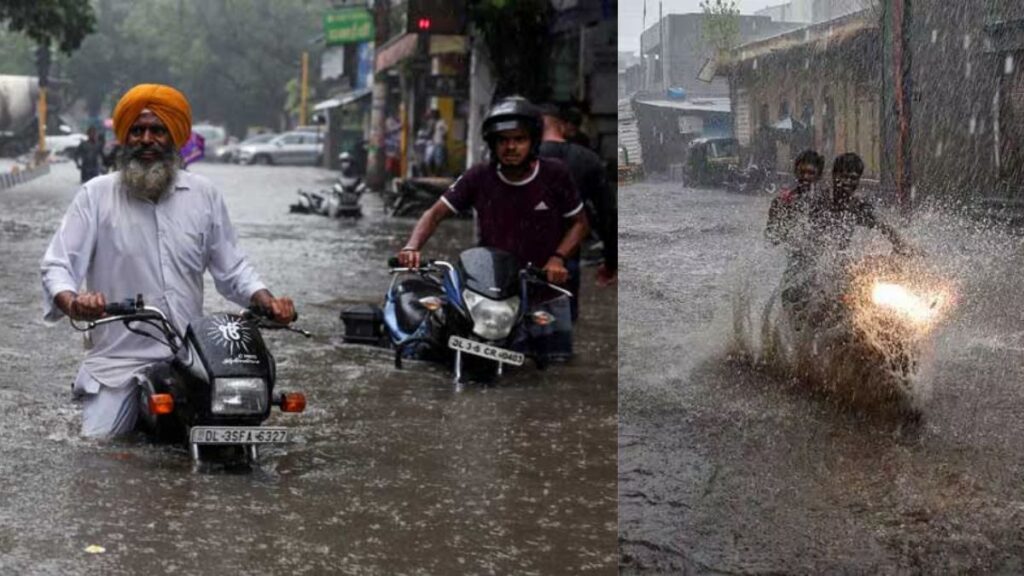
(148, 393), (174, 415)
(280, 392), (306, 413)
(531, 311), (556, 326)
(418, 296), (444, 312)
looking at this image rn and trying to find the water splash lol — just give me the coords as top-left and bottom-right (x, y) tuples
(723, 204), (1022, 417)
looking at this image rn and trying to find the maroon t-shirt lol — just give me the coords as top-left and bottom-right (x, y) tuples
(442, 158), (584, 271)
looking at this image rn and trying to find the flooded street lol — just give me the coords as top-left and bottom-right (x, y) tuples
(619, 180), (1024, 573)
(0, 162), (617, 575)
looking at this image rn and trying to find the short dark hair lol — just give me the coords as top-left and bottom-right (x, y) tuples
(832, 152), (865, 176)
(793, 149), (824, 173)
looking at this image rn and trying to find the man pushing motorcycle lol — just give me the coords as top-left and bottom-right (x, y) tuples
(766, 150), (917, 324)
(396, 96), (590, 361)
(41, 83), (295, 438)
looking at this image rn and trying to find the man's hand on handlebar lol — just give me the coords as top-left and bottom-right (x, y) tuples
(397, 247), (421, 269)
(58, 290), (107, 321)
(250, 289), (296, 324)
(542, 256), (569, 285)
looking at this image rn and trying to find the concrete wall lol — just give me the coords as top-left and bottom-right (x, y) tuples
(732, 27), (882, 178)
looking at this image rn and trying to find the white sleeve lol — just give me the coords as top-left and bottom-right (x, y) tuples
(207, 189), (267, 307)
(40, 187), (96, 323)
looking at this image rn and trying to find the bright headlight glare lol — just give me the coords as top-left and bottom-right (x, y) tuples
(463, 290), (520, 340)
(871, 282), (944, 324)
(212, 378), (268, 415)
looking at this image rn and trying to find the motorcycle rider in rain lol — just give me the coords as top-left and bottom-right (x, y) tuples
(396, 96), (590, 361)
(41, 83), (295, 438)
(766, 150), (914, 325)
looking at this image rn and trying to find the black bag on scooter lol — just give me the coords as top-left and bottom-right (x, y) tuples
(340, 304), (384, 345)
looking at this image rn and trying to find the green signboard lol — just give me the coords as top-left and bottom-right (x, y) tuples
(324, 9), (374, 45)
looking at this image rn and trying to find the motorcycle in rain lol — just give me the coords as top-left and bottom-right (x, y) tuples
(772, 252), (951, 416)
(724, 162), (778, 195)
(70, 295), (310, 463)
(290, 152), (366, 218)
(386, 177), (455, 218)
(342, 247), (572, 385)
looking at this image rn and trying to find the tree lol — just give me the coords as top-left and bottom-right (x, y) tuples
(700, 0), (740, 62)
(0, 0), (96, 54)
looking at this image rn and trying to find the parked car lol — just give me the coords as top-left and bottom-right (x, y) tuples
(237, 131), (324, 166)
(44, 130), (87, 158)
(214, 132), (276, 163)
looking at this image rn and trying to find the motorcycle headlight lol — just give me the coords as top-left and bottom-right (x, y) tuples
(871, 282), (946, 325)
(212, 378), (268, 415)
(463, 290), (520, 341)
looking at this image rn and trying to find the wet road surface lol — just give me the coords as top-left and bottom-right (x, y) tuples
(619, 180), (1024, 573)
(0, 161), (617, 575)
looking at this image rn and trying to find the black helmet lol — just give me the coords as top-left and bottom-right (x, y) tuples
(481, 96), (542, 161)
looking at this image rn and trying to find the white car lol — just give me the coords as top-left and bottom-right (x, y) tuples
(238, 131), (323, 166)
(44, 132), (87, 157)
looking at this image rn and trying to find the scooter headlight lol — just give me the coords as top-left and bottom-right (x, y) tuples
(463, 290), (520, 341)
(212, 378), (268, 415)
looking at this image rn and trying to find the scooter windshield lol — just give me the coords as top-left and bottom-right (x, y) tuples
(457, 247), (520, 300)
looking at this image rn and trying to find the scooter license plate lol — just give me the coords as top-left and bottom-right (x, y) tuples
(448, 335), (525, 366)
(189, 426), (289, 445)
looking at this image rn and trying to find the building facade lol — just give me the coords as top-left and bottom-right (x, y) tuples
(729, 11), (882, 179)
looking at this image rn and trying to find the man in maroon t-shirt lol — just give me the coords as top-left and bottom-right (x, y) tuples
(397, 97), (589, 359)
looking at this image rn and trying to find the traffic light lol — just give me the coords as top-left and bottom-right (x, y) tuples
(406, 0), (465, 35)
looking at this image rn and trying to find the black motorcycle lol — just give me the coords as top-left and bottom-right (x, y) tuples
(70, 295), (310, 464)
(341, 247), (572, 385)
(387, 177), (455, 218)
(725, 163), (778, 195)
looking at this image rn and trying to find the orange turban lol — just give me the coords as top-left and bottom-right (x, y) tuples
(112, 84), (192, 149)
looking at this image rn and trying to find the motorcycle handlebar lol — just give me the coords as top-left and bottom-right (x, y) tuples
(243, 305), (299, 323)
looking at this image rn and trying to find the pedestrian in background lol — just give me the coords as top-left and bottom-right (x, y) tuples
(539, 103), (617, 319)
(560, 106), (592, 150)
(73, 126), (105, 183)
(427, 109), (448, 176)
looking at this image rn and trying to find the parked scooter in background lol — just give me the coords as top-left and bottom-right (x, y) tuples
(290, 152), (366, 218)
(725, 162), (778, 195)
(386, 177), (455, 218)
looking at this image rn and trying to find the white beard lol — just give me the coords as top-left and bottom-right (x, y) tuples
(121, 156), (178, 202)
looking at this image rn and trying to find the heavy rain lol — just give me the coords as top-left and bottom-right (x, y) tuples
(619, 0), (1024, 573)
(0, 1), (617, 574)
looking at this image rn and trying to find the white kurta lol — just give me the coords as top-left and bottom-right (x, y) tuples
(41, 170), (266, 394)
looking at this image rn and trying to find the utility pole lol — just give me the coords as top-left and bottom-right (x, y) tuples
(886, 0), (912, 215)
(300, 51), (309, 127)
(35, 43), (50, 163)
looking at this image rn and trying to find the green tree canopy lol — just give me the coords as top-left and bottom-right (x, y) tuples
(0, 0), (95, 54)
(54, 0), (325, 135)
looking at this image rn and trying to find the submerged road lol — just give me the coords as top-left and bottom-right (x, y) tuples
(619, 180), (1024, 573)
(0, 161), (617, 575)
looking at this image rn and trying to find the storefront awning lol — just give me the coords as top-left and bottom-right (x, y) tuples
(313, 87), (372, 111)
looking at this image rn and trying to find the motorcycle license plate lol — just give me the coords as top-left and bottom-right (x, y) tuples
(448, 335), (525, 366)
(189, 426), (289, 445)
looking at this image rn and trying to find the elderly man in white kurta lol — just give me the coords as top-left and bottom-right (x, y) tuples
(41, 84), (296, 437)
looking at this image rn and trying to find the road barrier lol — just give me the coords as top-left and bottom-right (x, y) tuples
(0, 163), (50, 191)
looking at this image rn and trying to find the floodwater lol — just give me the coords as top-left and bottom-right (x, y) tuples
(0, 161), (617, 575)
(619, 180), (1024, 573)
